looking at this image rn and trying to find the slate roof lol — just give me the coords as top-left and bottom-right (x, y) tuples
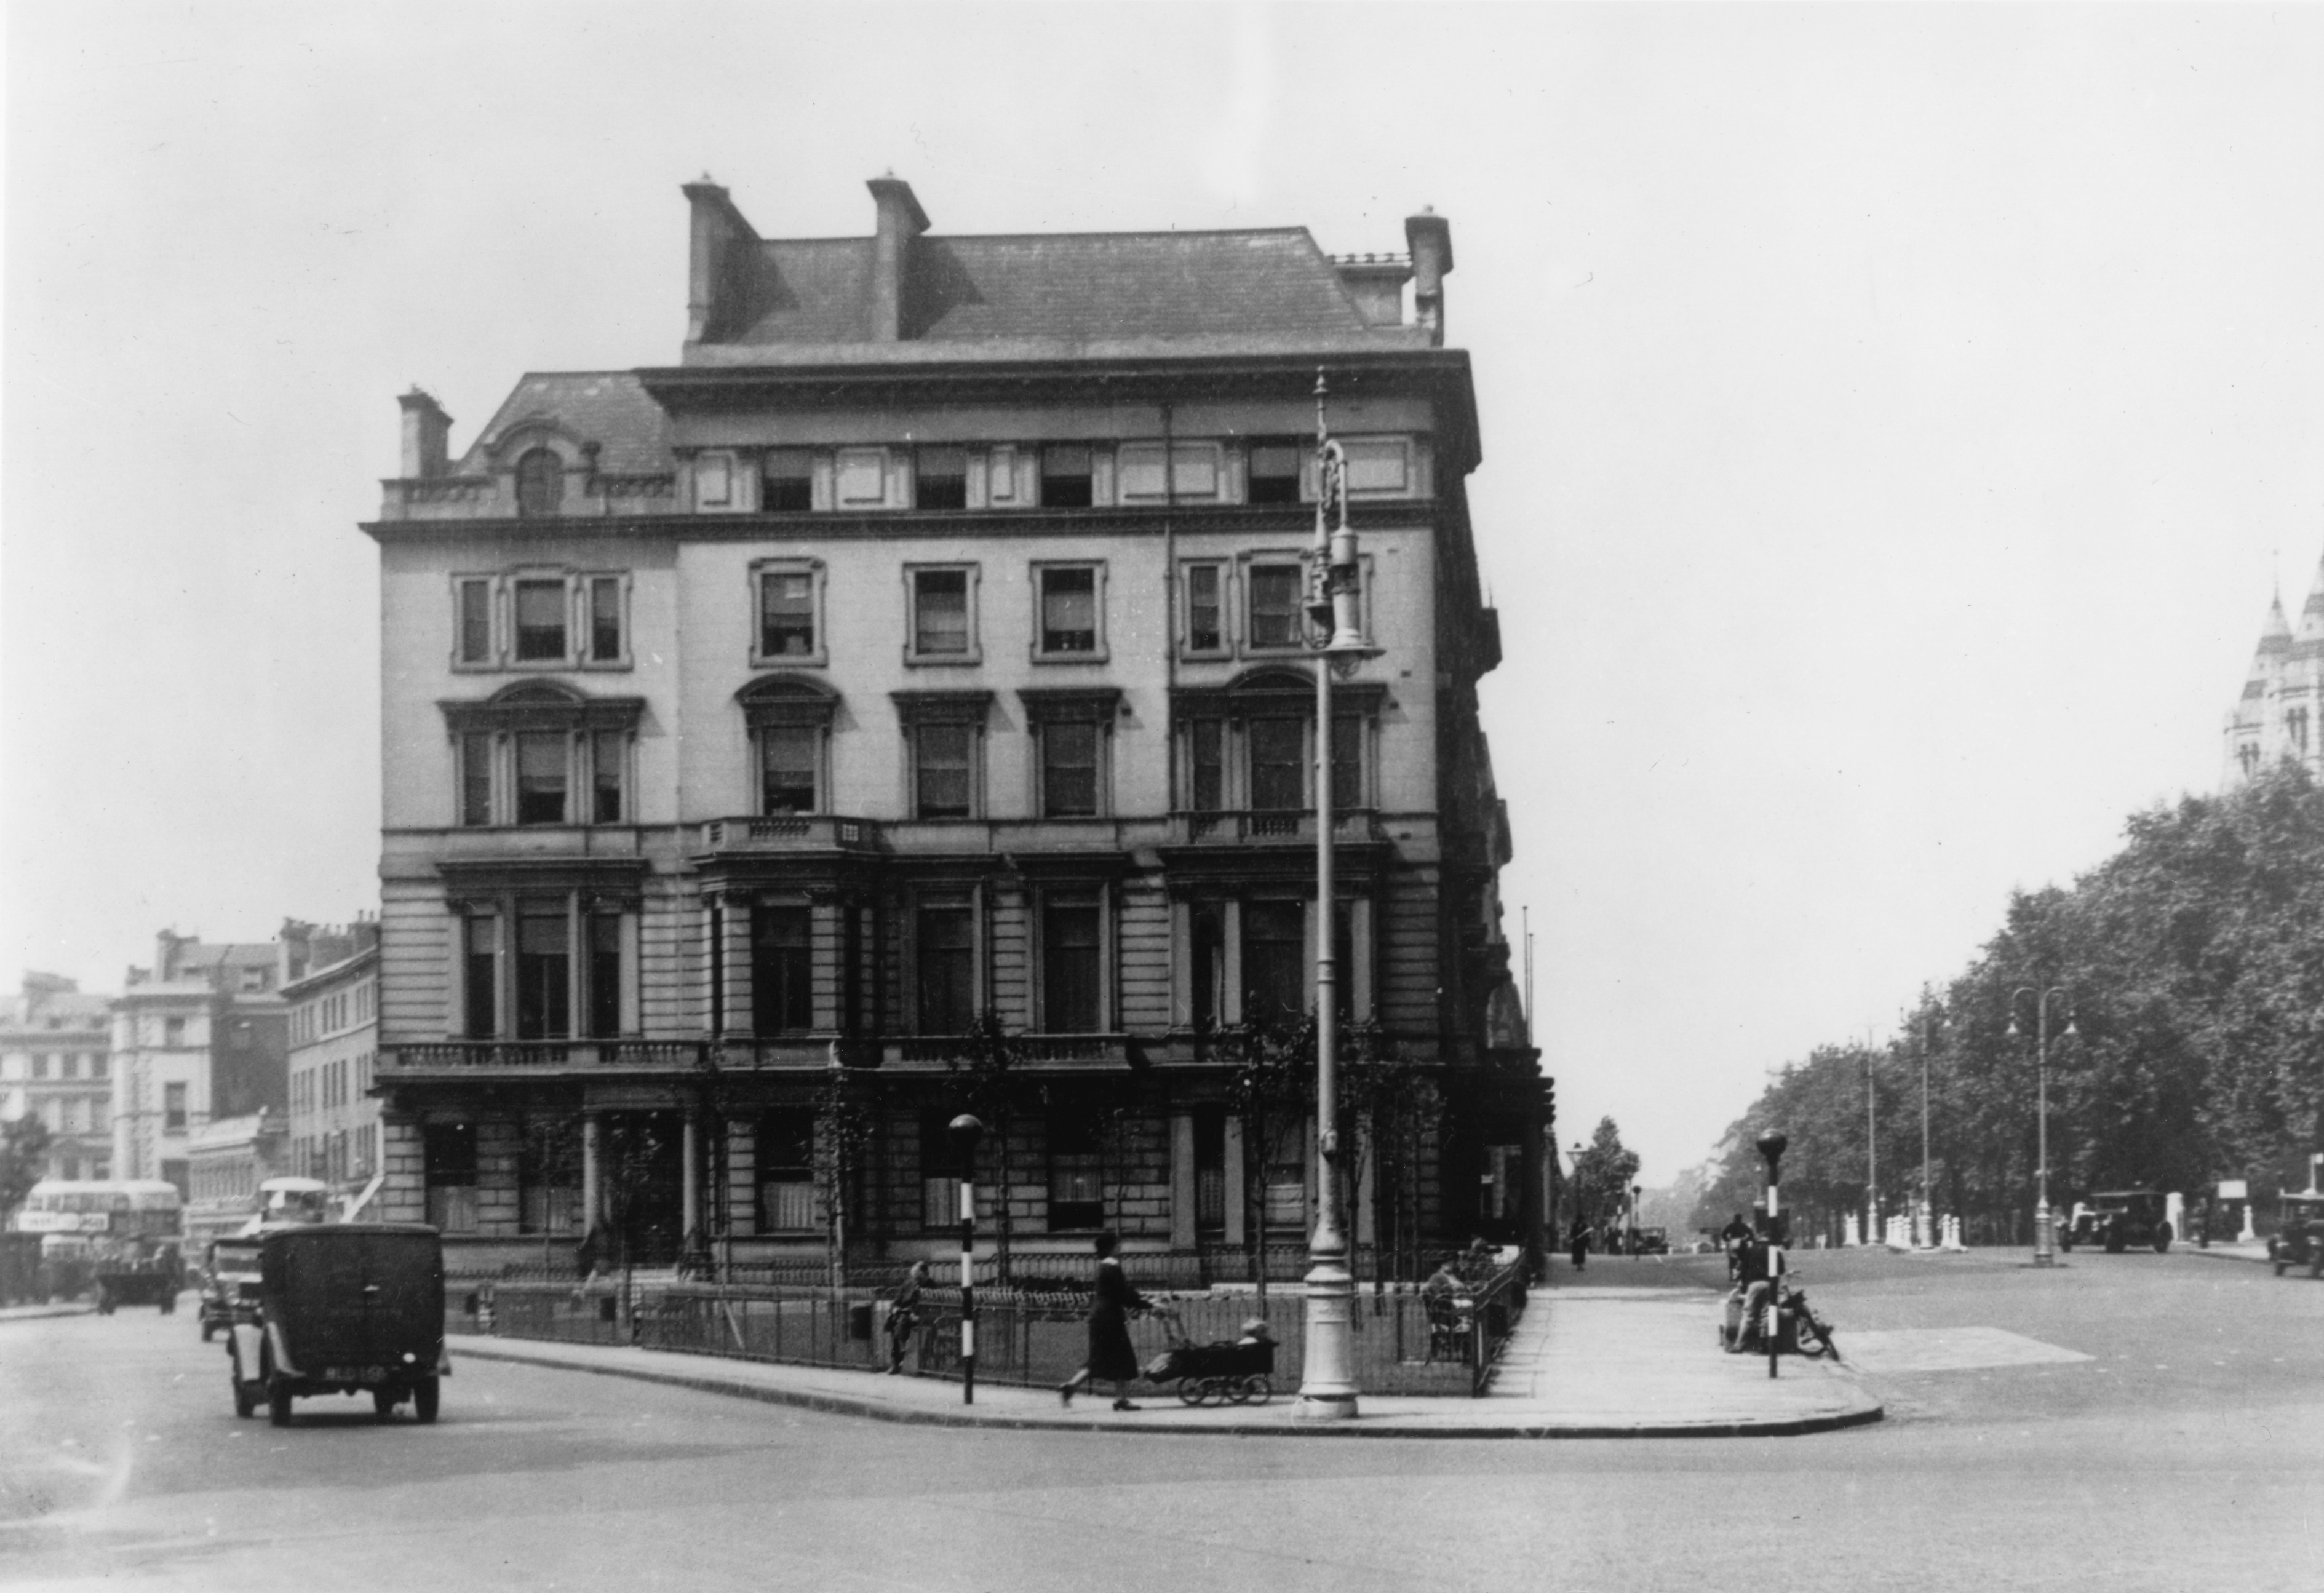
(456, 371), (673, 476)
(730, 228), (1378, 348)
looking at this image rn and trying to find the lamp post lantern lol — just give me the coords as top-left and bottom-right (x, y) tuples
(2005, 988), (2074, 1266)
(947, 1113), (984, 1403)
(1294, 370), (1377, 1422)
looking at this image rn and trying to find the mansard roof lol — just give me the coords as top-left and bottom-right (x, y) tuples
(456, 371), (672, 476)
(725, 229), (1377, 348)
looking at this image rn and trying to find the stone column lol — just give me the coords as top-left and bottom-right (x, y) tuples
(1169, 1111), (1197, 1249)
(581, 1113), (602, 1239)
(682, 1111), (702, 1241)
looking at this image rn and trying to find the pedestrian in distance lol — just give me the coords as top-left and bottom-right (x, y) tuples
(1568, 1218), (1590, 1271)
(885, 1260), (929, 1374)
(1059, 1232), (1150, 1410)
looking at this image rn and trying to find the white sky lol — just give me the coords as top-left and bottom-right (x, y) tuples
(5, 4), (2321, 1183)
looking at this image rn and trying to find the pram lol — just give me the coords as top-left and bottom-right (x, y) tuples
(1141, 1308), (1277, 1406)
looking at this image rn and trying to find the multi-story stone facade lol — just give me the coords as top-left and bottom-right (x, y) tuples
(110, 930), (295, 1196)
(283, 922), (383, 1218)
(184, 1109), (289, 1246)
(0, 974), (115, 1182)
(366, 175), (1538, 1275)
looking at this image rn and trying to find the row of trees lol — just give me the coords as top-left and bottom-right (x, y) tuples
(1692, 766), (2324, 1242)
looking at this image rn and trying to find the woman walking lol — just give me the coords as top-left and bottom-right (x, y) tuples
(1059, 1232), (1148, 1410)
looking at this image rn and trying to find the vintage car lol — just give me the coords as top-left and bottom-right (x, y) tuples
(199, 1237), (263, 1341)
(94, 1243), (184, 1314)
(2267, 1191), (2324, 1278)
(2059, 1190), (2173, 1253)
(225, 1223), (447, 1426)
(1632, 1226), (1672, 1255)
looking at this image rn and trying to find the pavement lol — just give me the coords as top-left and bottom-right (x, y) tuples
(2182, 1239), (2278, 1265)
(0, 1299), (95, 1324)
(449, 1281), (1882, 1439)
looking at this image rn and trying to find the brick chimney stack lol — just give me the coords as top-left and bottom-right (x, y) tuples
(1404, 209), (1454, 346)
(682, 176), (763, 346)
(399, 389), (452, 479)
(867, 175), (930, 343)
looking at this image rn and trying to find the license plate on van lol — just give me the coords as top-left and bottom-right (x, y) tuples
(324, 1365), (387, 1383)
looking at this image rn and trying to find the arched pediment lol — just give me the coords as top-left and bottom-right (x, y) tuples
(738, 673), (841, 728)
(440, 679), (644, 734)
(1225, 666), (1315, 697)
(491, 680), (587, 707)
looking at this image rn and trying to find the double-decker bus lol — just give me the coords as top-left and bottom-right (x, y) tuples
(11, 1179), (186, 1247)
(10, 1180), (186, 1300)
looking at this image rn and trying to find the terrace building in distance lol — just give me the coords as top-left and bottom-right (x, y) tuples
(365, 175), (1538, 1277)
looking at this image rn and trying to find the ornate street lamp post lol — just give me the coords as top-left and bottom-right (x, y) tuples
(2006, 989), (2074, 1266)
(1294, 371), (1377, 1422)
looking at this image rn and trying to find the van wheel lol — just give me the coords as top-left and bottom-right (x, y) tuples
(2152, 1223), (2173, 1253)
(372, 1389), (397, 1421)
(268, 1383), (292, 1428)
(413, 1378), (439, 1424)
(233, 1376), (257, 1419)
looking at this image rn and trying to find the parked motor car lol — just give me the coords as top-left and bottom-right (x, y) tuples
(1632, 1226), (1671, 1255)
(199, 1237), (263, 1341)
(2267, 1191), (2324, 1278)
(224, 1223), (448, 1427)
(2059, 1190), (2173, 1253)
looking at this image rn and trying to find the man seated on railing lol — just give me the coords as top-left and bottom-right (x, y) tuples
(1721, 1227), (1783, 1351)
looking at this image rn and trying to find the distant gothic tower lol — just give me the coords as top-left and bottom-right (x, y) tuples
(2224, 561), (2324, 787)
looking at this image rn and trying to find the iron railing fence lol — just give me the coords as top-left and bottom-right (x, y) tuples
(452, 1273), (1513, 1397)
(450, 1242), (1434, 1294)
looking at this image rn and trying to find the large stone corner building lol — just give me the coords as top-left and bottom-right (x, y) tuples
(365, 175), (1538, 1274)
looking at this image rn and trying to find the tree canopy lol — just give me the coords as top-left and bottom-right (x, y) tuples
(1692, 766), (2324, 1242)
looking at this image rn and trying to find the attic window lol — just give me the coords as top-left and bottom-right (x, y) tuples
(516, 449), (563, 518)
(1248, 442), (1303, 505)
(917, 448), (968, 511)
(763, 450), (813, 514)
(1041, 445), (1093, 509)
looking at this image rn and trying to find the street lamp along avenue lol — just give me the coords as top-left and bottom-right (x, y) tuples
(1294, 370), (1380, 1423)
(2005, 988), (2075, 1266)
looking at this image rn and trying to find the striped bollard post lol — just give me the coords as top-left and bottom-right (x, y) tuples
(949, 1114), (985, 1406)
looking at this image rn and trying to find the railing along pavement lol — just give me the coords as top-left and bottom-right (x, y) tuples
(451, 1265), (1529, 1398)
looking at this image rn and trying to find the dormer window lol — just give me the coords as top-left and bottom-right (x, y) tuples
(516, 448), (563, 518)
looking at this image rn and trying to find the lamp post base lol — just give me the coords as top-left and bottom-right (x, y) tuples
(1293, 1244), (1359, 1421)
(2032, 1202), (2055, 1267)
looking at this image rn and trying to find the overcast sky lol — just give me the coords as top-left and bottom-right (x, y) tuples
(6, 3), (2322, 1183)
